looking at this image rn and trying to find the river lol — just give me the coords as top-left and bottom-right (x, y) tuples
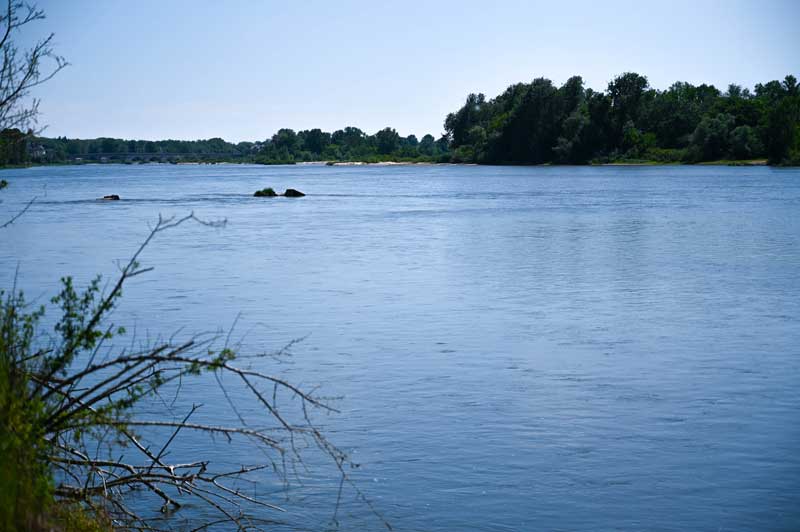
(1, 163), (798, 531)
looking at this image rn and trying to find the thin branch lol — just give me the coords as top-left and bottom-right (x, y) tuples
(0, 194), (34, 228)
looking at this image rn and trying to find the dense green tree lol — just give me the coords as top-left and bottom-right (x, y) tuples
(298, 128), (330, 155)
(441, 71), (798, 165)
(607, 72), (650, 146)
(271, 128), (298, 152)
(331, 126), (366, 150)
(688, 113), (735, 161)
(488, 78), (562, 164)
(730, 125), (763, 159)
(641, 82), (704, 148)
(418, 134), (436, 155)
(375, 127), (400, 154)
(761, 75), (800, 164)
(553, 110), (591, 163)
(444, 93), (487, 148)
(0, 129), (29, 165)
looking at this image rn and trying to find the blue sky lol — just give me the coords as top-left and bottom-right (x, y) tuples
(28, 0), (800, 142)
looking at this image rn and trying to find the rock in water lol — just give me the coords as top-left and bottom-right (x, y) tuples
(254, 187), (277, 197)
(283, 188), (305, 197)
(101, 194), (120, 200)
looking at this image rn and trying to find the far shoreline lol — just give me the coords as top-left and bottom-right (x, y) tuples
(1, 158), (787, 171)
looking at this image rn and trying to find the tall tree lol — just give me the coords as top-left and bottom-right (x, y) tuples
(375, 127), (400, 154)
(606, 72), (650, 148)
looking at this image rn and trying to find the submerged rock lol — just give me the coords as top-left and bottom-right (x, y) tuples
(283, 188), (305, 197)
(254, 187), (277, 197)
(101, 194), (120, 200)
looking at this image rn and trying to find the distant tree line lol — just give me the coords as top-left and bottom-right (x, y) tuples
(252, 126), (450, 163)
(20, 127), (451, 165)
(3, 72), (799, 167)
(26, 136), (248, 164)
(444, 72), (800, 165)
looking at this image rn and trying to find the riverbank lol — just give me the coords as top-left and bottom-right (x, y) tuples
(2, 157), (788, 171)
(599, 158), (768, 167)
(326, 158), (772, 167)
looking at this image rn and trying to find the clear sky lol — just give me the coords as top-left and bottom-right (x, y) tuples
(26, 0), (800, 142)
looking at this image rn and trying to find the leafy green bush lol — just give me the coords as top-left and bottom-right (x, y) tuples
(0, 290), (52, 531)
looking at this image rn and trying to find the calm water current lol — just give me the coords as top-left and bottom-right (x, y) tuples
(1, 164), (799, 531)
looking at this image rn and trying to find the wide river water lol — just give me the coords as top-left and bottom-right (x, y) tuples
(1, 163), (799, 531)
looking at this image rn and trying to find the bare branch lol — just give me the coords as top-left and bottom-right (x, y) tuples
(0, 193), (34, 228)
